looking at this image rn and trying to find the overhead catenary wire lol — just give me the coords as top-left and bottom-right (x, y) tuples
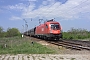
(37, 0), (89, 21)
(30, 0), (61, 24)
(37, 0), (59, 24)
(45, 0), (89, 19)
(31, 0), (89, 24)
(65, 0), (89, 13)
(37, 0), (58, 16)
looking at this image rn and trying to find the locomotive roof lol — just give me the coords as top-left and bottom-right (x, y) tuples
(46, 21), (59, 24)
(37, 20), (59, 27)
(45, 19), (59, 24)
(46, 19), (54, 22)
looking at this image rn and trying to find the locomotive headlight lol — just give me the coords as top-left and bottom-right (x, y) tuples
(50, 30), (52, 33)
(49, 24), (51, 27)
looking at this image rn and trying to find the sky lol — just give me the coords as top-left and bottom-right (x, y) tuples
(0, 0), (90, 32)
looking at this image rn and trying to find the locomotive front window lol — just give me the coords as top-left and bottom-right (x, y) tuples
(50, 24), (60, 30)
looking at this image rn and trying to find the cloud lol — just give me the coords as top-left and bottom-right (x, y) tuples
(8, 0), (90, 20)
(10, 16), (22, 20)
(7, 2), (36, 12)
(22, 0), (90, 20)
(22, 0), (61, 18)
(7, 3), (27, 11)
(42, 1), (48, 5)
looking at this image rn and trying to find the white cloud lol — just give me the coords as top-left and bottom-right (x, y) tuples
(42, 1), (48, 5)
(8, 2), (36, 12)
(8, 0), (90, 20)
(22, 0), (90, 20)
(8, 3), (27, 11)
(10, 16), (22, 20)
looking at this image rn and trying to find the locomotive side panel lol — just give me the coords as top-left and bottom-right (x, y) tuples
(35, 23), (49, 35)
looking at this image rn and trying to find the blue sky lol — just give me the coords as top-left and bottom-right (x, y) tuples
(0, 0), (90, 32)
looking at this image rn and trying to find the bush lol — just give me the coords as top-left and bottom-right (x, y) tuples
(0, 26), (6, 37)
(0, 26), (21, 38)
(63, 28), (90, 39)
(6, 28), (21, 37)
(69, 36), (73, 39)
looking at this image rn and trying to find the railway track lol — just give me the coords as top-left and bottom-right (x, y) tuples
(25, 36), (90, 51)
(46, 40), (90, 50)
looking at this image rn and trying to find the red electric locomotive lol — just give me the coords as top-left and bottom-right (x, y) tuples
(24, 19), (63, 40)
(35, 19), (62, 40)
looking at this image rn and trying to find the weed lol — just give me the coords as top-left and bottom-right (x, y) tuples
(60, 57), (64, 59)
(71, 58), (76, 60)
(12, 57), (15, 60)
(27, 56), (30, 58)
(42, 56), (45, 58)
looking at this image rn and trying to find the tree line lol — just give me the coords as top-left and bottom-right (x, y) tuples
(63, 28), (90, 39)
(0, 26), (21, 38)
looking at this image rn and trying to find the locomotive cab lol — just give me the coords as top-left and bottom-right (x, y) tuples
(44, 20), (62, 40)
(47, 23), (62, 39)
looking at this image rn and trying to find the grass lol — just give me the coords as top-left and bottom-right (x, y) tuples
(63, 32), (90, 40)
(71, 58), (76, 60)
(0, 36), (55, 54)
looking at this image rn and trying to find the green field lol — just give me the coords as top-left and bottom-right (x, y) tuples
(0, 36), (55, 54)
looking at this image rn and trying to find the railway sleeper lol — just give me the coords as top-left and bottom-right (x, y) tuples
(58, 44), (74, 48)
(61, 45), (73, 48)
(64, 43), (90, 50)
(47, 41), (90, 50)
(57, 44), (67, 47)
(59, 44), (90, 50)
(58, 43), (71, 47)
(62, 41), (83, 46)
(81, 47), (90, 50)
(72, 46), (82, 50)
(60, 45), (81, 50)
(71, 45), (90, 50)
(48, 42), (60, 45)
(58, 44), (64, 46)
(57, 44), (82, 50)
(62, 45), (78, 50)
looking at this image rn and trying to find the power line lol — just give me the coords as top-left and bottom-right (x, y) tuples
(45, 0), (89, 19)
(27, 0), (58, 24)
(32, 0), (89, 24)
(38, 0), (59, 24)
(72, 0), (89, 9)
(37, 0), (58, 17)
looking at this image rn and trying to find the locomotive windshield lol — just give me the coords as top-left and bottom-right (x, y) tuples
(50, 24), (60, 30)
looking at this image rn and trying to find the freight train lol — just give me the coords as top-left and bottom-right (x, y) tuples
(24, 19), (62, 40)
